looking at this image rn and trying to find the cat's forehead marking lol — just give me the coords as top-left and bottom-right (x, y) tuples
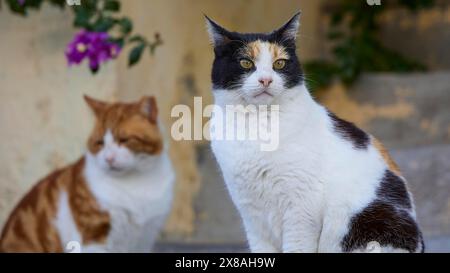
(245, 41), (261, 59)
(242, 40), (289, 61)
(100, 104), (135, 128)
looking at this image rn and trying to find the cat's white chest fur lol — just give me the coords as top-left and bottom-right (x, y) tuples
(56, 152), (174, 253)
(213, 137), (323, 251)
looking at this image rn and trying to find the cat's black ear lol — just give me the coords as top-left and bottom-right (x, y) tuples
(205, 15), (233, 47)
(84, 95), (108, 117)
(139, 96), (158, 124)
(272, 12), (301, 43)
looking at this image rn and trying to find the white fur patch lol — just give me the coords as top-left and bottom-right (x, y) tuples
(54, 191), (82, 253)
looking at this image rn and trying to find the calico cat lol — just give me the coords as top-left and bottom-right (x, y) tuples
(206, 13), (424, 253)
(0, 96), (174, 253)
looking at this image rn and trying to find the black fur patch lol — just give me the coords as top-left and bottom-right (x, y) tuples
(208, 17), (303, 90)
(378, 170), (412, 209)
(341, 170), (423, 253)
(328, 112), (369, 149)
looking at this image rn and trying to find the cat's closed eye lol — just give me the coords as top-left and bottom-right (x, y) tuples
(95, 140), (104, 146)
(118, 136), (142, 145)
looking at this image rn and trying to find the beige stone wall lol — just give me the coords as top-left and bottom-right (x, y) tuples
(0, 0), (324, 238)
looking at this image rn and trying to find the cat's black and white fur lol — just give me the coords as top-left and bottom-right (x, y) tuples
(206, 13), (424, 253)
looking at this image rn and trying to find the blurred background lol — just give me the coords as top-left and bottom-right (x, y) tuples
(0, 0), (449, 252)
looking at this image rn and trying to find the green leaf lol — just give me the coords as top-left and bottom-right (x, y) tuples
(118, 18), (133, 35)
(128, 35), (145, 43)
(129, 43), (146, 67)
(108, 37), (124, 47)
(93, 16), (116, 32)
(103, 0), (120, 12)
(73, 8), (93, 28)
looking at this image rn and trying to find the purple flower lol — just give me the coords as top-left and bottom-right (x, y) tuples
(18, 0), (25, 6)
(65, 30), (122, 72)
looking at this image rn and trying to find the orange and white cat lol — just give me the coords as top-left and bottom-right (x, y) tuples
(0, 96), (175, 253)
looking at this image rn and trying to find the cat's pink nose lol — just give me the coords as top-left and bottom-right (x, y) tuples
(106, 156), (115, 165)
(259, 78), (273, 87)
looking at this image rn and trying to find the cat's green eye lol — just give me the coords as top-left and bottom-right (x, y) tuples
(273, 59), (287, 70)
(239, 59), (254, 69)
